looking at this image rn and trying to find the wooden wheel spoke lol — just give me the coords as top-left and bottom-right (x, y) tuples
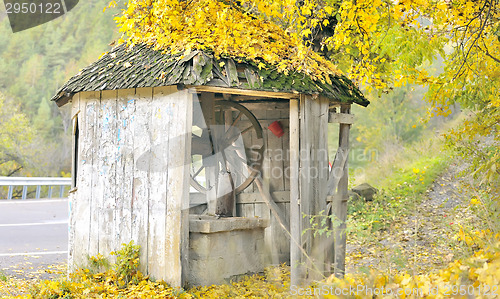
(229, 151), (249, 165)
(191, 100), (264, 194)
(230, 163), (250, 179)
(231, 112), (243, 128)
(241, 126), (253, 135)
(192, 165), (204, 179)
(233, 148), (261, 169)
(223, 126), (253, 147)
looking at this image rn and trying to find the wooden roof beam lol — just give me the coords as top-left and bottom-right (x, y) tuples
(186, 85), (300, 100)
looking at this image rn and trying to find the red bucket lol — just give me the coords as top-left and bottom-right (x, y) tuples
(268, 121), (285, 138)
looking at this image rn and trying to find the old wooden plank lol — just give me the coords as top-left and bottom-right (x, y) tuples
(258, 110), (271, 217)
(70, 111), (79, 189)
(187, 85), (299, 99)
(98, 90), (118, 258)
(232, 101), (289, 111)
(225, 59), (239, 85)
(68, 94), (78, 269)
(71, 93), (80, 120)
(299, 95), (329, 280)
(289, 98), (301, 286)
(277, 201), (291, 262)
(298, 95), (311, 272)
(266, 110), (285, 192)
(69, 92), (85, 268)
(224, 109), (236, 216)
(280, 113), (291, 192)
(328, 112), (356, 124)
(200, 92), (218, 215)
(181, 92), (193, 287)
(132, 87), (153, 274)
(238, 112), (255, 194)
(115, 89), (136, 251)
(266, 108), (288, 264)
(326, 148), (349, 197)
(316, 96), (330, 276)
(146, 86), (173, 279)
(88, 92), (101, 258)
(242, 110), (269, 218)
(236, 191), (290, 203)
(164, 88), (192, 287)
(241, 202), (255, 217)
(333, 105), (351, 278)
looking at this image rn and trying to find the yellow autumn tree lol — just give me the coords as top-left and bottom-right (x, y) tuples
(112, 0), (499, 185)
(112, 0), (343, 83)
(328, 0), (499, 186)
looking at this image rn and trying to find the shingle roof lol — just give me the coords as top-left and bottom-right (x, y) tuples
(51, 44), (369, 107)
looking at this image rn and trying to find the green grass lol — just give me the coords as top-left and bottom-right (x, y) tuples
(0, 271), (7, 282)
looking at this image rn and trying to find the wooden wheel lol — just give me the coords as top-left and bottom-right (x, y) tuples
(190, 100), (265, 194)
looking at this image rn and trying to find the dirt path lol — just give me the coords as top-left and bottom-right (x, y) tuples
(346, 160), (476, 275)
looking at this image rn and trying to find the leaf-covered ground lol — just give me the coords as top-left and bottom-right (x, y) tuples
(1, 162), (498, 298)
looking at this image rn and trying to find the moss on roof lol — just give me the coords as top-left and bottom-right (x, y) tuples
(51, 43), (369, 107)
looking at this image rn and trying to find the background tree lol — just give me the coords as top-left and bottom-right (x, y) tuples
(0, 92), (34, 177)
(0, 0), (119, 177)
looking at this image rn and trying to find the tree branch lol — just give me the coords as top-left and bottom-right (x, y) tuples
(485, 48), (500, 63)
(6, 166), (22, 177)
(453, 0), (492, 80)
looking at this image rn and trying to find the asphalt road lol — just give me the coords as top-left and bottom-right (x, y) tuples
(0, 199), (68, 279)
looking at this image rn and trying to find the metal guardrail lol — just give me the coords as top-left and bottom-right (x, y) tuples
(0, 177), (72, 200)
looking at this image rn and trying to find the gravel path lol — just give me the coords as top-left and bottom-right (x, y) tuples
(346, 160), (476, 275)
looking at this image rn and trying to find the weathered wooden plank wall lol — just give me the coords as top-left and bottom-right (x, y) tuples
(299, 95), (330, 281)
(234, 105), (291, 264)
(69, 87), (192, 287)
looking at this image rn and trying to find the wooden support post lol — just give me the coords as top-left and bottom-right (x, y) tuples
(325, 111), (350, 273)
(224, 109), (237, 217)
(180, 92), (193, 287)
(333, 105), (351, 277)
(289, 99), (302, 286)
(200, 93), (218, 215)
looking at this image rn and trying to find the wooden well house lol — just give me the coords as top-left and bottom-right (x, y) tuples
(52, 43), (368, 287)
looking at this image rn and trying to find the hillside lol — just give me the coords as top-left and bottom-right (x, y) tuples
(0, 0), (118, 176)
